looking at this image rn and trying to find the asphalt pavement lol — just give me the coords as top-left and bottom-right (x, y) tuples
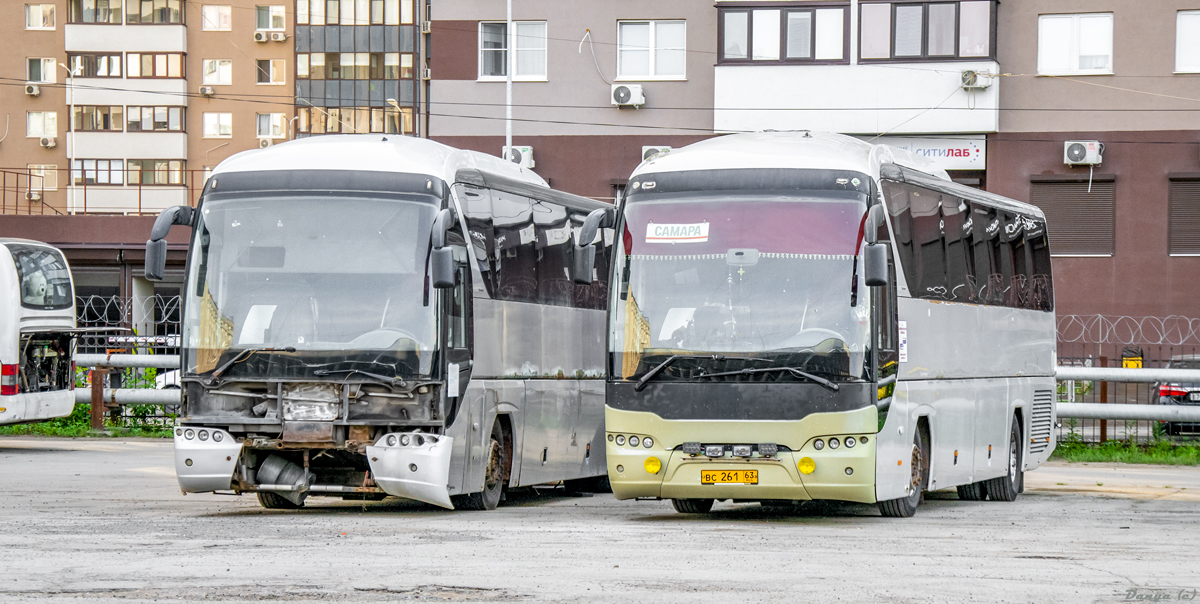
(1, 436), (1198, 603)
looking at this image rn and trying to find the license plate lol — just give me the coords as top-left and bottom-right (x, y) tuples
(701, 469), (758, 484)
(1190, 393), (1200, 402)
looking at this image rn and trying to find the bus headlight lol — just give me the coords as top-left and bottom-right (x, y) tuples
(615, 435), (626, 446)
(844, 436), (856, 448)
(829, 438), (840, 450)
(644, 456), (662, 474)
(198, 430), (209, 441)
(813, 439), (824, 450)
(798, 457), (816, 474)
(400, 434), (411, 446)
(184, 429), (194, 440)
(629, 436), (640, 447)
(642, 437), (653, 448)
(386, 435), (397, 446)
(212, 431), (223, 442)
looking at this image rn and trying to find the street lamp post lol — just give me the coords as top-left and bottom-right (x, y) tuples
(505, 0), (512, 158)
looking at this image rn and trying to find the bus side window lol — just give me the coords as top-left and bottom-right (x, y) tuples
(445, 231), (470, 351)
(492, 192), (539, 303)
(1026, 219), (1054, 311)
(970, 204), (1003, 305)
(999, 212), (1026, 308)
(941, 197), (975, 303)
(534, 200), (574, 307)
(882, 180), (948, 300)
(881, 181), (915, 296)
(456, 184), (497, 298)
(873, 219), (898, 380)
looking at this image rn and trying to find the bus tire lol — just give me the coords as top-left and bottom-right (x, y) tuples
(671, 498), (715, 514)
(985, 418), (1023, 502)
(454, 421), (509, 511)
(878, 426), (926, 518)
(564, 474), (611, 494)
(956, 481), (988, 501)
(257, 491), (303, 510)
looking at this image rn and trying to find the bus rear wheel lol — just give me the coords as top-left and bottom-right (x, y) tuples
(671, 498), (715, 514)
(984, 419), (1023, 502)
(257, 491), (303, 510)
(956, 481), (988, 501)
(454, 421), (509, 511)
(878, 427), (926, 518)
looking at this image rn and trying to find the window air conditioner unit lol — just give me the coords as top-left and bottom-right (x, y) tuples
(502, 145), (534, 169)
(26, 191), (43, 202)
(259, 138), (274, 149)
(271, 32), (286, 42)
(642, 146), (671, 161)
(1064, 140), (1103, 166)
(39, 137), (57, 149)
(253, 31), (269, 42)
(421, 20), (432, 34)
(612, 84), (645, 107)
(198, 85), (215, 97)
(960, 70), (992, 90)
(25, 83), (41, 96)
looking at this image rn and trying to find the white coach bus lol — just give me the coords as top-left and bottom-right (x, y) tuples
(0, 239), (77, 425)
(593, 132), (1056, 516)
(145, 135), (612, 510)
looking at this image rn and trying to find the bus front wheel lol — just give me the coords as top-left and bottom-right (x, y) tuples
(984, 418), (1023, 502)
(257, 491), (303, 510)
(454, 421), (509, 511)
(671, 498), (715, 514)
(878, 427), (926, 518)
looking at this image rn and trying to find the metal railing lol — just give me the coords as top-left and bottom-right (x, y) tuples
(1055, 358), (1200, 444)
(2, 167), (207, 216)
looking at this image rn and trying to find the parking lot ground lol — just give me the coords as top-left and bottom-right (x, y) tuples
(1, 436), (1198, 604)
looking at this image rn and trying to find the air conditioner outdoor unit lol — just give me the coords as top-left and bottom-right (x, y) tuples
(421, 20), (432, 34)
(26, 191), (43, 202)
(198, 85), (215, 97)
(259, 138), (274, 149)
(1064, 140), (1103, 166)
(642, 146), (671, 161)
(502, 145), (534, 169)
(271, 32), (286, 42)
(253, 31), (269, 42)
(960, 70), (992, 90)
(25, 83), (40, 96)
(39, 137), (57, 149)
(612, 84), (645, 107)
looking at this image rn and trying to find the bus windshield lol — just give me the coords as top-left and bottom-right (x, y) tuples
(182, 193), (439, 380)
(609, 190), (871, 383)
(7, 243), (73, 311)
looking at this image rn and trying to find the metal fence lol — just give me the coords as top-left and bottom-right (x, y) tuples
(1, 167), (208, 216)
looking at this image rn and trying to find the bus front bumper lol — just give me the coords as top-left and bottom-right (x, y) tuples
(174, 427), (243, 493)
(366, 432), (454, 509)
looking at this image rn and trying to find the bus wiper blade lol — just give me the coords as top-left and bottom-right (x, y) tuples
(210, 347), (296, 381)
(312, 368), (408, 389)
(633, 354), (770, 392)
(696, 366), (840, 392)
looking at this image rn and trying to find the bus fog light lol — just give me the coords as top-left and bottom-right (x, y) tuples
(213, 431), (223, 442)
(629, 436), (640, 447)
(798, 457), (815, 474)
(705, 445), (724, 457)
(844, 436), (856, 448)
(175, 428), (183, 437)
(644, 457), (662, 474)
(400, 434), (410, 446)
(860, 436), (868, 444)
(643, 437), (653, 448)
(184, 429), (194, 440)
(845, 467), (854, 476)
(829, 438), (840, 449)
(615, 435), (626, 446)
(386, 435), (397, 446)
(732, 444), (752, 457)
(813, 439), (824, 451)
(616, 465), (624, 473)
(608, 434), (614, 442)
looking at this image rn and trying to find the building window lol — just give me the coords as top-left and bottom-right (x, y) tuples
(1177, 11), (1200, 73)
(1029, 177), (1115, 256)
(27, 58), (56, 83)
(69, 0), (123, 24)
(305, 0), (408, 25)
(126, 106), (185, 132)
(478, 21), (548, 81)
(68, 53), (123, 77)
(25, 4), (56, 29)
(128, 160), (186, 186)
(857, 1), (991, 61)
(256, 59), (286, 84)
(721, 7), (848, 63)
(386, 52), (413, 78)
(1037, 13), (1113, 75)
(202, 59), (233, 85)
(298, 52), (410, 79)
(127, 0), (183, 24)
(257, 113), (287, 138)
(27, 111), (58, 138)
(72, 106), (124, 131)
(617, 20), (685, 78)
(256, 4), (285, 29)
(298, 106), (410, 135)
(72, 159), (125, 185)
(28, 165), (59, 192)
(127, 53), (185, 78)
(1169, 176), (1200, 255)
(203, 113), (233, 138)
(201, 5), (232, 30)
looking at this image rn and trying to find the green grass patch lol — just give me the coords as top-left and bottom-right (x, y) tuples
(1051, 439), (1200, 466)
(0, 403), (172, 439)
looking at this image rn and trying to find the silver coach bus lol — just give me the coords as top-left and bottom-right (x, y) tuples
(145, 135), (612, 510)
(593, 132), (1056, 516)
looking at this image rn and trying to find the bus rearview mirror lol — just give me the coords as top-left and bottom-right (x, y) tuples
(864, 243), (888, 287)
(144, 239), (167, 281)
(431, 247), (456, 289)
(571, 244), (596, 284)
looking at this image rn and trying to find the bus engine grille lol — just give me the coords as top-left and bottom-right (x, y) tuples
(1029, 389), (1054, 454)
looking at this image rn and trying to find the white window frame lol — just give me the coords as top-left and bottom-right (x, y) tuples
(256, 59), (286, 84)
(202, 112), (233, 138)
(25, 4), (56, 30)
(28, 58), (56, 83)
(1177, 11), (1200, 74)
(256, 5), (286, 31)
(28, 164), (59, 192)
(1037, 13), (1113, 76)
(27, 111), (57, 138)
(477, 21), (548, 82)
(201, 5), (233, 31)
(616, 20), (687, 81)
(202, 59), (233, 85)
(256, 113), (287, 138)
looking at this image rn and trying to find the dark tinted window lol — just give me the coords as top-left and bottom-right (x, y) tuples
(7, 243), (74, 311)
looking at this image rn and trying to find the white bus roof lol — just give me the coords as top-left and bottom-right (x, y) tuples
(211, 134), (545, 189)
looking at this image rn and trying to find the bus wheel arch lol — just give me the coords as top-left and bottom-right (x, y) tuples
(878, 415), (930, 518)
(985, 412), (1024, 502)
(454, 416), (512, 511)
